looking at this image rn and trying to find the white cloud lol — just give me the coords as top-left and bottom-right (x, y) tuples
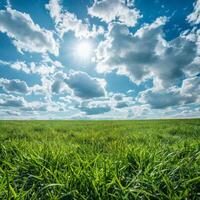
(0, 93), (64, 114)
(64, 71), (106, 99)
(5, 110), (21, 116)
(0, 8), (59, 55)
(139, 76), (200, 109)
(46, 0), (104, 38)
(78, 99), (111, 115)
(88, 0), (141, 27)
(1, 60), (32, 74)
(0, 94), (26, 107)
(111, 92), (134, 108)
(0, 60), (10, 66)
(187, 0), (200, 25)
(180, 28), (200, 76)
(180, 76), (200, 103)
(0, 78), (29, 94)
(51, 80), (65, 94)
(115, 101), (129, 108)
(0, 57), (63, 76)
(127, 105), (149, 118)
(80, 104), (111, 115)
(10, 61), (31, 74)
(51, 71), (70, 94)
(139, 88), (182, 109)
(96, 17), (197, 88)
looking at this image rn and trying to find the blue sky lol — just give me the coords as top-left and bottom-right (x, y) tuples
(0, 0), (199, 119)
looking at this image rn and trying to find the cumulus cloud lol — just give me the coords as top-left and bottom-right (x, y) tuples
(0, 60), (32, 74)
(64, 71), (106, 99)
(88, 0), (141, 27)
(78, 100), (111, 115)
(0, 57), (63, 76)
(10, 61), (31, 74)
(180, 28), (200, 78)
(51, 72), (70, 94)
(0, 93), (63, 113)
(74, 92), (133, 116)
(80, 105), (111, 115)
(46, 0), (104, 38)
(139, 88), (181, 109)
(113, 93), (124, 101)
(127, 105), (149, 118)
(96, 17), (197, 88)
(0, 8), (59, 55)
(111, 93), (133, 108)
(187, 0), (200, 25)
(51, 80), (65, 94)
(115, 101), (129, 108)
(180, 76), (200, 103)
(0, 78), (29, 93)
(184, 56), (200, 77)
(0, 94), (26, 107)
(5, 110), (20, 116)
(96, 17), (166, 82)
(153, 37), (196, 88)
(139, 76), (200, 109)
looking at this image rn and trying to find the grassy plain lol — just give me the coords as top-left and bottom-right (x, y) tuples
(0, 119), (200, 199)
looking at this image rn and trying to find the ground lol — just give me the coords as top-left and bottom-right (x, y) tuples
(0, 119), (200, 199)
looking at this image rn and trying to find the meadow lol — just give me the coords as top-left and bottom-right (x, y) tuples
(0, 119), (200, 199)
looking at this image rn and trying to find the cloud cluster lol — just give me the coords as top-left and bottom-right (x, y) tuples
(139, 76), (200, 109)
(0, 78), (29, 94)
(76, 92), (134, 116)
(88, 0), (141, 27)
(0, 0), (199, 119)
(46, 0), (104, 38)
(0, 8), (59, 55)
(79, 100), (111, 115)
(0, 93), (63, 113)
(64, 71), (106, 99)
(187, 0), (200, 25)
(0, 94), (25, 107)
(0, 57), (63, 76)
(5, 110), (21, 116)
(112, 93), (133, 108)
(96, 17), (197, 88)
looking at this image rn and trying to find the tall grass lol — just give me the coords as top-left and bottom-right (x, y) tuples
(0, 119), (200, 199)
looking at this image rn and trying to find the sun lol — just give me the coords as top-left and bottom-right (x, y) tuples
(75, 41), (92, 60)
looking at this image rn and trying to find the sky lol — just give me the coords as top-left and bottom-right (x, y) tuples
(0, 0), (199, 119)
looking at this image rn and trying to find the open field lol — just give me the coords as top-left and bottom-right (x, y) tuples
(0, 119), (200, 199)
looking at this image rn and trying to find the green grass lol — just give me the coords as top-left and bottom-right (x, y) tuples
(0, 119), (200, 199)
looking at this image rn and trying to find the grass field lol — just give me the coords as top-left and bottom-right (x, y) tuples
(0, 119), (200, 199)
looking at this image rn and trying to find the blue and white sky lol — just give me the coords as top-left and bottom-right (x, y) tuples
(0, 0), (199, 119)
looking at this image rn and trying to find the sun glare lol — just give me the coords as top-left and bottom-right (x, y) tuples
(75, 41), (92, 60)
